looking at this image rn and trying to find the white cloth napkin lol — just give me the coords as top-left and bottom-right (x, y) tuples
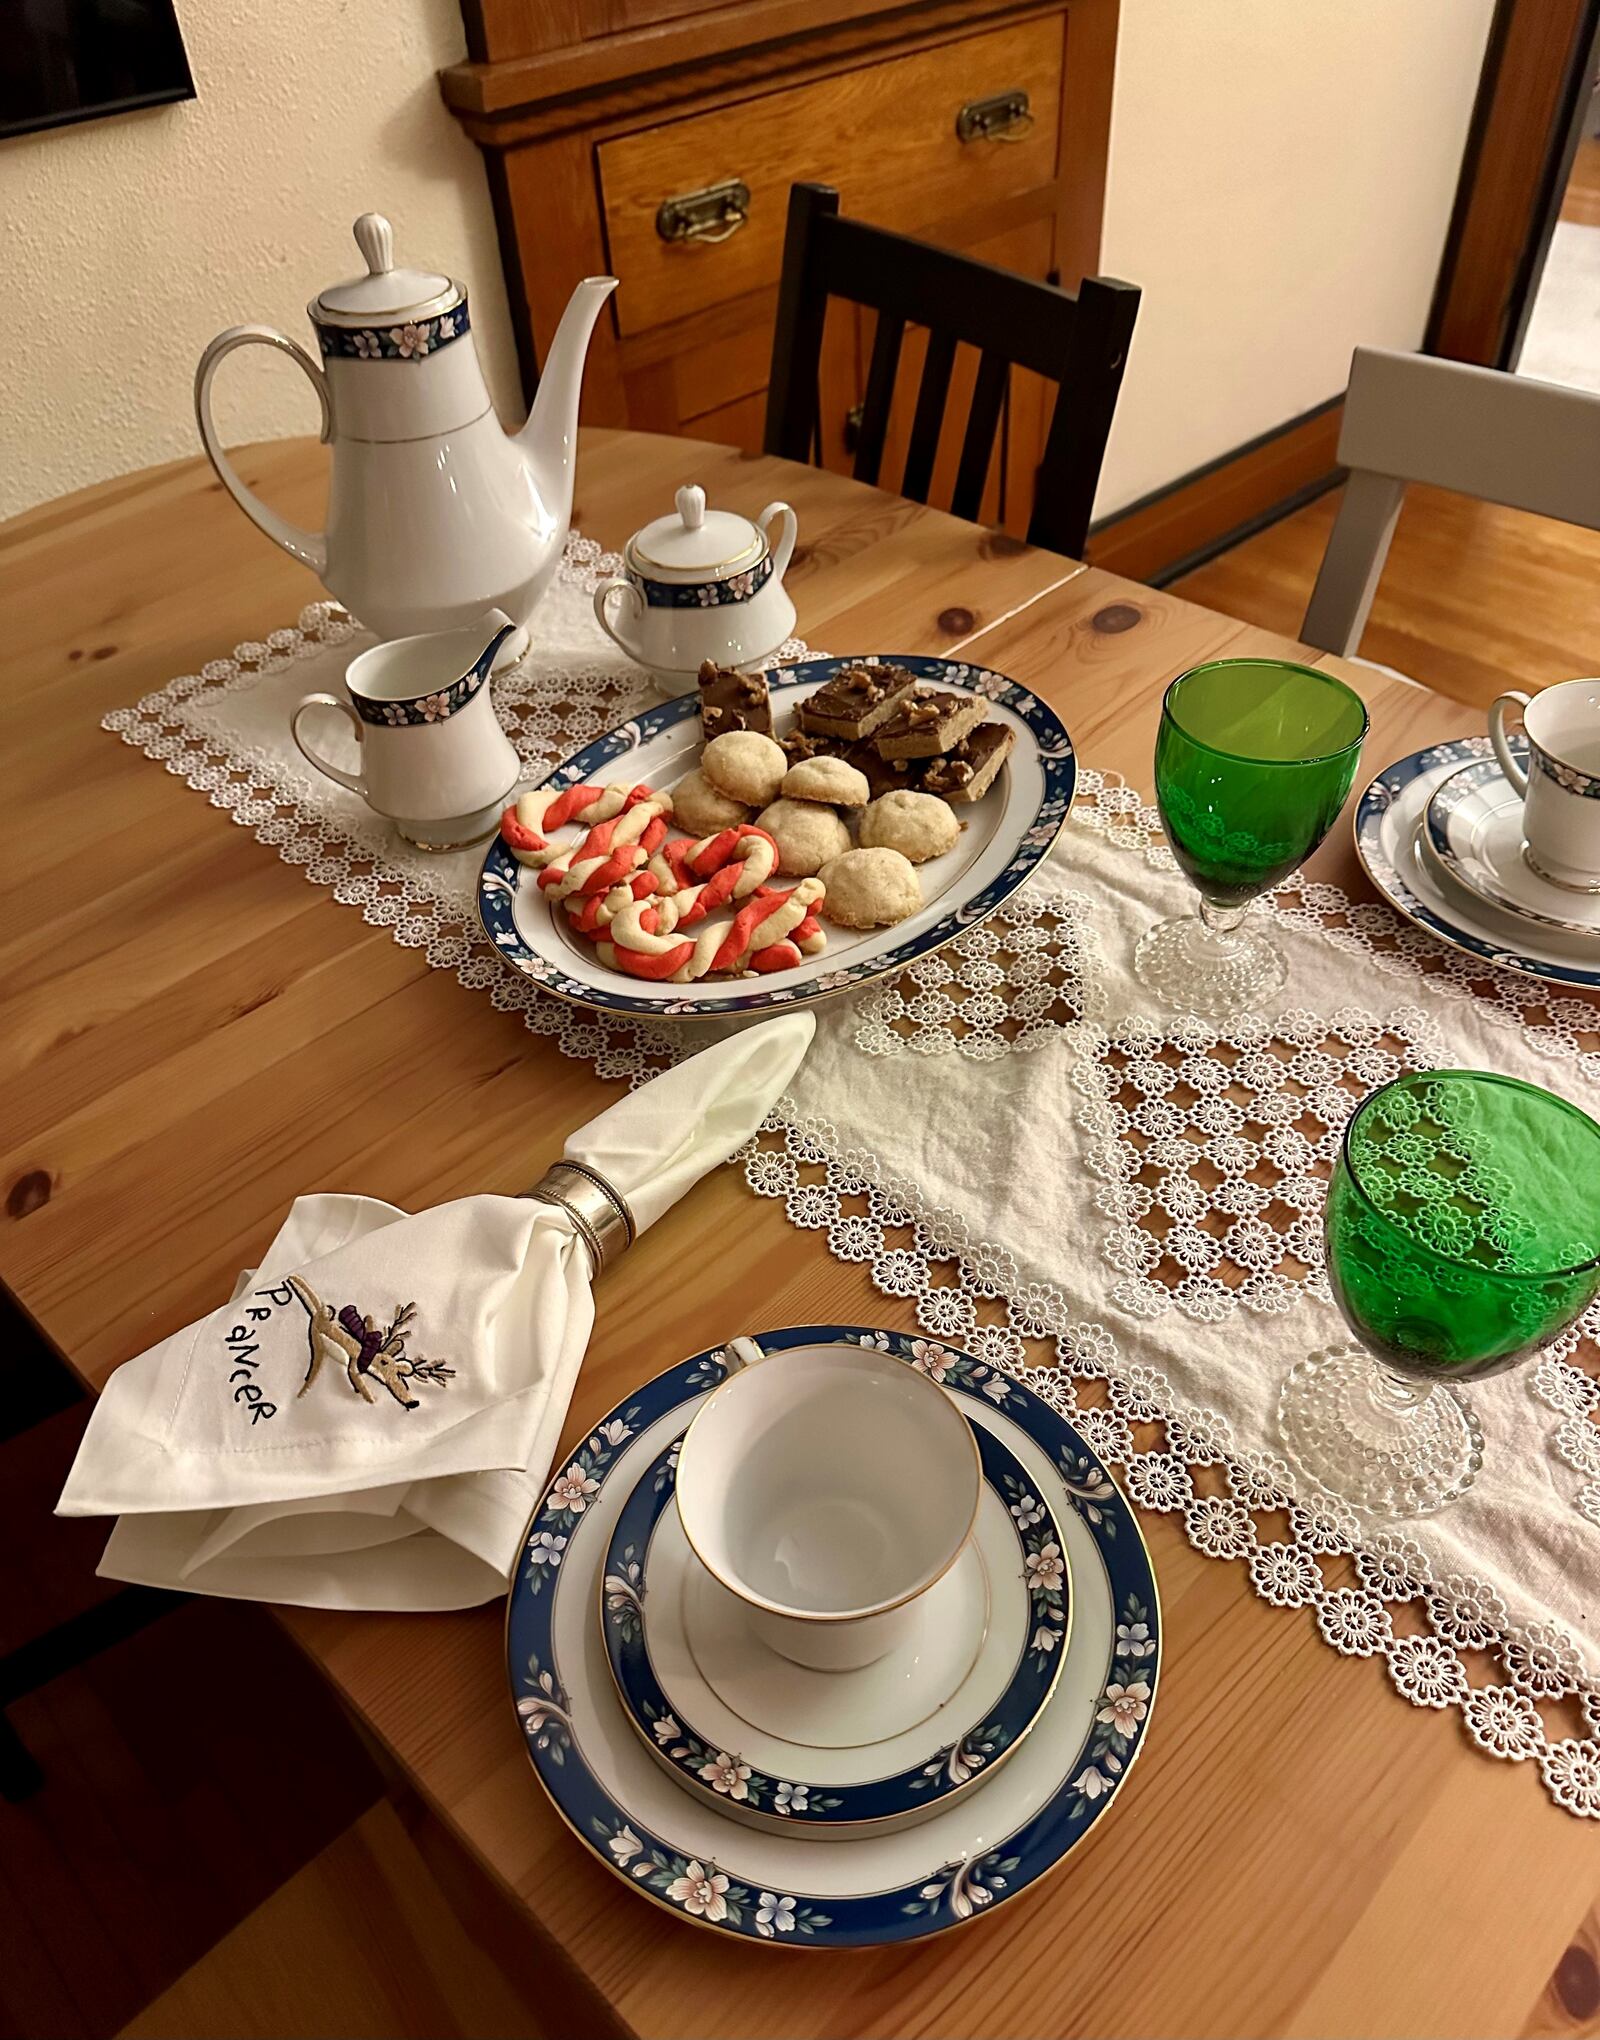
(57, 1014), (813, 1610)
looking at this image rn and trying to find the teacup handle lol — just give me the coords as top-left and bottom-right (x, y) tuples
(759, 501), (797, 578)
(593, 578), (645, 660)
(722, 1337), (765, 1376)
(292, 693), (366, 796)
(1490, 690), (1531, 795)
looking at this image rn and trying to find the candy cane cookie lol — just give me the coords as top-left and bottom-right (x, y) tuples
(537, 793), (674, 901)
(647, 824), (779, 901)
(597, 877), (825, 983)
(498, 782), (664, 868)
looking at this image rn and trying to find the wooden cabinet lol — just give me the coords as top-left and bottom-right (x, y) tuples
(441, 0), (1117, 537)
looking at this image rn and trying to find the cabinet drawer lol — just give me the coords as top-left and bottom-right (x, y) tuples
(597, 14), (1064, 337)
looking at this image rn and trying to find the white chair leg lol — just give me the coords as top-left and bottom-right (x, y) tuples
(1301, 470), (1406, 657)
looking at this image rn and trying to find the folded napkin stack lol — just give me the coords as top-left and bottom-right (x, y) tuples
(57, 1015), (812, 1610)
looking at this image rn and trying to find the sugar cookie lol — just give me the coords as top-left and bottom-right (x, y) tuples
(781, 754), (870, 807)
(755, 797), (853, 877)
(701, 729), (788, 806)
(672, 767), (751, 837)
(858, 789), (960, 863)
(818, 846), (922, 928)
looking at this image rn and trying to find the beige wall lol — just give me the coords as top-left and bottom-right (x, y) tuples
(0, 0), (520, 522)
(4, 0), (1495, 526)
(1095, 0), (1496, 515)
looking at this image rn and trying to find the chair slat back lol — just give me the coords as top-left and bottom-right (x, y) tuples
(765, 183), (1140, 559)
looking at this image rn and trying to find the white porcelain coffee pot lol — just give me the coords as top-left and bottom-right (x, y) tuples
(196, 213), (617, 649)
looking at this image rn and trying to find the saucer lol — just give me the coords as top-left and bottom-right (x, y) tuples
(1353, 738), (1600, 991)
(600, 1417), (1068, 1835)
(1424, 758), (1600, 939)
(507, 1325), (1159, 1949)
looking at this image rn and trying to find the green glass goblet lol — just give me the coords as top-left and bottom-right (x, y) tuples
(1278, 1070), (1600, 1516)
(1135, 658), (1368, 1017)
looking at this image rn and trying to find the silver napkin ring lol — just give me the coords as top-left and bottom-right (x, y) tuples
(523, 1160), (636, 1276)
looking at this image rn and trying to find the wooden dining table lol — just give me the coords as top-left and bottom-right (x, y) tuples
(4, 428), (1597, 2040)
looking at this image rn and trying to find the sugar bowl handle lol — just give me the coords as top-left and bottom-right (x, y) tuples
(593, 578), (646, 660)
(759, 501), (797, 579)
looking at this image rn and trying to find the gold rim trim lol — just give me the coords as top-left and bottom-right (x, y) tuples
(501, 1327), (1156, 1949)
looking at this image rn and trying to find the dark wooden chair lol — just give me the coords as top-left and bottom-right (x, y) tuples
(764, 183), (1141, 560)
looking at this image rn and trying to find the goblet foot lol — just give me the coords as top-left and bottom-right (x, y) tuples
(1133, 907), (1286, 1018)
(1277, 1344), (1485, 1517)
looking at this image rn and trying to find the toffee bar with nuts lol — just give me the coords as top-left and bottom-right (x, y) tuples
(698, 661), (773, 739)
(874, 688), (989, 760)
(797, 661), (916, 741)
(921, 722), (1016, 802)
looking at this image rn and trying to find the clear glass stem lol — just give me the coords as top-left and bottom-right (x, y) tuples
(1276, 1343), (1484, 1517)
(1197, 896), (1250, 936)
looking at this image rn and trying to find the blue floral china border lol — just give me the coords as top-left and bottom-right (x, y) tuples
(1354, 736), (1600, 991)
(349, 620), (512, 728)
(627, 554), (773, 608)
(478, 655), (1077, 1019)
(313, 298), (471, 362)
(507, 1325), (1159, 1949)
(1423, 756), (1600, 940)
(1533, 740), (1600, 801)
(600, 1416), (1068, 1828)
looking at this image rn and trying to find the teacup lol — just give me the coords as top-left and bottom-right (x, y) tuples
(674, 1339), (981, 1672)
(292, 616), (521, 850)
(1490, 677), (1600, 893)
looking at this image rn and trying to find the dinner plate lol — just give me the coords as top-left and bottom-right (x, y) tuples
(478, 656), (1075, 1019)
(1424, 757), (1600, 940)
(600, 1416), (1069, 1836)
(507, 1325), (1159, 1948)
(1353, 738), (1600, 991)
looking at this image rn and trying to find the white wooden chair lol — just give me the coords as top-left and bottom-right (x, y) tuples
(1301, 347), (1600, 660)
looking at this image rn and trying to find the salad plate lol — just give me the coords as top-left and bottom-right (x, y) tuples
(1353, 738), (1600, 991)
(507, 1325), (1159, 1948)
(600, 1417), (1069, 1836)
(1424, 757), (1600, 941)
(478, 656), (1075, 1020)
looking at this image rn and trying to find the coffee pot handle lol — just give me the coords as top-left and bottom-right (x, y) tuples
(1489, 690), (1532, 795)
(196, 326), (331, 575)
(291, 693), (366, 796)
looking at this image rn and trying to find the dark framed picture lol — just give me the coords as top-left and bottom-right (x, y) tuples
(2, 0), (195, 142)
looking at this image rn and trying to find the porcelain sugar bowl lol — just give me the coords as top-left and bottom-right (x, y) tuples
(592, 484), (797, 693)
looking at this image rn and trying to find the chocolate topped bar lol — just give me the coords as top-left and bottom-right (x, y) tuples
(843, 739), (915, 802)
(698, 661), (773, 739)
(797, 662), (916, 741)
(921, 721), (1015, 803)
(874, 688), (989, 761)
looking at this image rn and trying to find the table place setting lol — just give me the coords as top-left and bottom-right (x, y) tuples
(67, 206), (1598, 1972)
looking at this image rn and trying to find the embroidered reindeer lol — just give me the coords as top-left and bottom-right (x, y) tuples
(286, 1277), (455, 1410)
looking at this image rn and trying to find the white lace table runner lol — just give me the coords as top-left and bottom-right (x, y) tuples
(107, 536), (1600, 1817)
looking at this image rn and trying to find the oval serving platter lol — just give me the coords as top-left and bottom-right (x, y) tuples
(506, 1325), (1159, 1950)
(478, 655), (1075, 1020)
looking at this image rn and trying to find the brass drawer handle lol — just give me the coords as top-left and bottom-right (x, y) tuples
(956, 90), (1033, 144)
(656, 179), (751, 246)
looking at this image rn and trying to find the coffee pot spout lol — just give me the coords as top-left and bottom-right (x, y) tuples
(514, 276), (618, 526)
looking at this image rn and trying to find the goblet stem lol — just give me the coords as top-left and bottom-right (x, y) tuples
(1276, 1344), (1485, 1518)
(1133, 895), (1287, 1018)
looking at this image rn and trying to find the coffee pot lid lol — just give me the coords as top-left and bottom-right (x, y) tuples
(628, 485), (764, 580)
(313, 213), (461, 326)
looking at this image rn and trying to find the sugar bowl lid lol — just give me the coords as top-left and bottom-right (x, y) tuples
(312, 213), (462, 327)
(627, 485), (765, 582)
